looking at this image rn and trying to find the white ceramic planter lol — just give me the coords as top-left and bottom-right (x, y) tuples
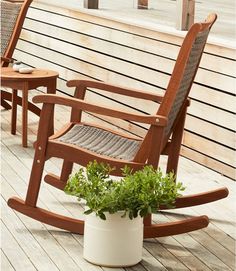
(83, 212), (143, 267)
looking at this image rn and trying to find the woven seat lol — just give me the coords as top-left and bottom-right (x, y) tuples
(8, 14), (228, 238)
(56, 124), (141, 161)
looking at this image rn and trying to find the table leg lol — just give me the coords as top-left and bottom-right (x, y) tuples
(22, 88), (28, 147)
(11, 89), (18, 135)
(46, 79), (57, 136)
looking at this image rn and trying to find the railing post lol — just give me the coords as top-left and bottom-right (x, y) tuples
(138, 0), (148, 9)
(176, 0), (195, 30)
(84, 0), (99, 9)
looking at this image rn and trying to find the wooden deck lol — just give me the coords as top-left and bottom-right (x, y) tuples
(1, 92), (235, 271)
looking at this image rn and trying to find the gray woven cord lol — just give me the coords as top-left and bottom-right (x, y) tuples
(0, 1), (22, 56)
(165, 30), (209, 136)
(56, 124), (141, 161)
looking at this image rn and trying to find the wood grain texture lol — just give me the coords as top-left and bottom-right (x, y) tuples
(12, 1), (236, 179)
(1, 89), (235, 270)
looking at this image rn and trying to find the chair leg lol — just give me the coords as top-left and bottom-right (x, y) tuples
(166, 104), (188, 175)
(61, 160), (73, 183)
(44, 160), (73, 190)
(144, 214), (152, 226)
(7, 147), (210, 236)
(11, 89), (18, 135)
(7, 143), (85, 233)
(24, 149), (47, 207)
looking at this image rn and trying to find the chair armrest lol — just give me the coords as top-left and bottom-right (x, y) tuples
(33, 94), (167, 126)
(67, 79), (163, 102)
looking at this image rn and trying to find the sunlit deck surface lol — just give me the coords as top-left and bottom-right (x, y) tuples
(55, 0), (236, 46)
(1, 90), (235, 271)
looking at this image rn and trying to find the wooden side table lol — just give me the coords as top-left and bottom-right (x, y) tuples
(1, 67), (59, 147)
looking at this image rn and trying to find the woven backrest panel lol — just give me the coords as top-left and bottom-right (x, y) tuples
(164, 30), (209, 136)
(57, 124), (141, 161)
(0, 1), (22, 56)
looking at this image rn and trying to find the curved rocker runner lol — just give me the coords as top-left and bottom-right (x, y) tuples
(8, 14), (228, 237)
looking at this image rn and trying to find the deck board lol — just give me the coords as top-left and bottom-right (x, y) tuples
(1, 250), (15, 271)
(1, 96), (235, 271)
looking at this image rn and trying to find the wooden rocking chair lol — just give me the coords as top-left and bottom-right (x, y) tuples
(1, 0), (33, 109)
(8, 14), (228, 238)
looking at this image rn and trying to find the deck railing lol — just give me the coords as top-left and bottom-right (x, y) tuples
(84, 0), (195, 30)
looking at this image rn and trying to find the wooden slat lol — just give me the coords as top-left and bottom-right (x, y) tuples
(1, 250), (14, 271)
(181, 146), (235, 180)
(0, 139), (104, 271)
(13, 49), (160, 114)
(25, 16), (236, 84)
(151, 210), (234, 271)
(12, 2), (236, 181)
(1, 192), (59, 271)
(26, 6), (236, 66)
(17, 32), (170, 89)
(21, 18), (236, 94)
(166, 218), (233, 270)
(14, 44), (234, 178)
(190, 85), (235, 113)
(14, 39), (164, 97)
(187, 100), (235, 131)
(31, 1), (236, 54)
(0, 113), (166, 271)
(17, 30), (235, 113)
(1, 220), (37, 271)
(185, 115), (235, 149)
(1, 85), (236, 270)
(183, 131), (235, 167)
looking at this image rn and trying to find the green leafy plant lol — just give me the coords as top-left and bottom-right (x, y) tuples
(64, 161), (185, 220)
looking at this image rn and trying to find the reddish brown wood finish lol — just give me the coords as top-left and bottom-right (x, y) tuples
(1, 90), (41, 115)
(162, 188), (229, 209)
(1, 0), (33, 66)
(143, 216), (209, 238)
(8, 197), (85, 233)
(1, 0), (33, 108)
(1, 68), (58, 147)
(138, 0), (148, 9)
(33, 94), (167, 127)
(8, 14), (229, 238)
(44, 174), (67, 190)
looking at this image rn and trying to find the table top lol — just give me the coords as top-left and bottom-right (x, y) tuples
(1, 67), (59, 81)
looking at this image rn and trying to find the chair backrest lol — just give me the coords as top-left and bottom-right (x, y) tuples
(1, 0), (32, 66)
(136, 14), (216, 165)
(159, 14), (216, 141)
